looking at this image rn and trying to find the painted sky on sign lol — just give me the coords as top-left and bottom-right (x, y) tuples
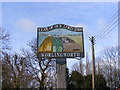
(38, 28), (83, 53)
(2, 2), (118, 71)
(38, 28), (83, 48)
(38, 29), (83, 35)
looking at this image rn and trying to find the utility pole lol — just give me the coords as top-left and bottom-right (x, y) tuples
(89, 36), (95, 90)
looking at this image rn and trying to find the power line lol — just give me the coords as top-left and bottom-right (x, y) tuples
(95, 16), (119, 41)
(95, 22), (119, 43)
(95, 6), (119, 37)
(95, 15), (118, 40)
(95, 11), (118, 38)
(88, 6), (119, 90)
(95, 9), (120, 40)
(94, 10), (120, 43)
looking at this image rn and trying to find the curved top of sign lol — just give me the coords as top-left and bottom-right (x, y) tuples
(37, 24), (83, 32)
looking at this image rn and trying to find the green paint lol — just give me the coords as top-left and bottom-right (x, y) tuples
(52, 37), (63, 52)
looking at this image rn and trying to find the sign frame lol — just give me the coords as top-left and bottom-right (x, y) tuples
(37, 24), (84, 58)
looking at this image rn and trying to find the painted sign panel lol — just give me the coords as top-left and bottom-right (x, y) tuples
(37, 24), (84, 58)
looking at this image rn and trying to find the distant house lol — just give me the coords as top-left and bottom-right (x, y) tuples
(60, 37), (82, 52)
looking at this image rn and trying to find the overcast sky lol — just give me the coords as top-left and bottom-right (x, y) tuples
(1, 2), (118, 70)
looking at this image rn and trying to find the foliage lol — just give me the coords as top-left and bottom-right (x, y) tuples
(84, 74), (92, 88)
(67, 68), (109, 89)
(95, 74), (107, 89)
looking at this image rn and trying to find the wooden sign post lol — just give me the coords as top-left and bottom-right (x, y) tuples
(56, 58), (66, 89)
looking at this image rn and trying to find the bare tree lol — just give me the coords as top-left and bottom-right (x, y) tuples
(72, 60), (84, 75)
(0, 56), (1, 89)
(95, 57), (104, 75)
(86, 53), (92, 75)
(0, 27), (10, 54)
(2, 53), (33, 88)
(0, 27), (11, 89)
(79, 60), (84, 75)
(22, 38), (56, 89)
(96, 46), (119, 88)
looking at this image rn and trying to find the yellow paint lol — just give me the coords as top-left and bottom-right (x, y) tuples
(44, 43), (52, 52)
(38, 36), (53, 52)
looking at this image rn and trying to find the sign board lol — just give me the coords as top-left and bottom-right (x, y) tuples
(37, 24), (84, 58)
